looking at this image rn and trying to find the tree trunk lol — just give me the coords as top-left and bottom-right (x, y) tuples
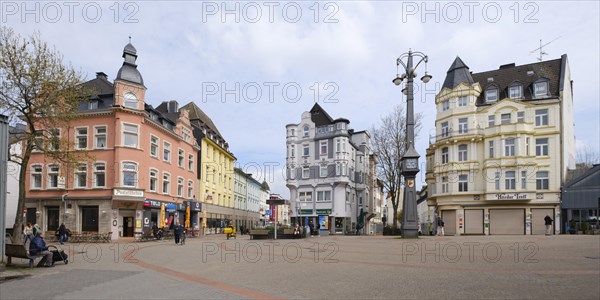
(392, 203), (399, 229)
(11, 146), (31, 245)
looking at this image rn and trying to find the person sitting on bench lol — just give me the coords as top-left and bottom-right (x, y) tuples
(29, 232), (53, 267)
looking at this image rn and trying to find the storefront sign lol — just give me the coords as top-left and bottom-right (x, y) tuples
(300, 209), (313, 215)
(143, 200), (162, 208)
(486, 193), (532, 200)
(166, 203), (177, 212)
(113, 189), (144, 198)
(186, 201), (202, 212)
(316, 209), (331, 215)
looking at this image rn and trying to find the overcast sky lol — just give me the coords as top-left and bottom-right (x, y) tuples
(5, 1), (599, 197)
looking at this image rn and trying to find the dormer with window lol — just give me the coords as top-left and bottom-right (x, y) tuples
(508, 81), (523, 99)
(533, 78), (550, 98)
(485, 85), (499, 103)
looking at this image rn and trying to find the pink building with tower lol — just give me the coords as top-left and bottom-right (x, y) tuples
(24, 42), (201, 240)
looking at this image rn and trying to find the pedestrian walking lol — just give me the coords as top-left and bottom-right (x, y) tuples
(24, 222), (34, 243)
(174, 221), (182, 244)
(436, 217), (445, 236)
(544, 215), (553, 235)
(58, 223), (67, 245)
(152, 222), (159, 240)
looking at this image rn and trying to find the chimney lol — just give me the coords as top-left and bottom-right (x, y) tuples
(168, 100), (178, 113)
(96, 72), (108, 80)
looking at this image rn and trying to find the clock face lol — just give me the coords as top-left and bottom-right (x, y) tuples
(405, 158), (418, 169)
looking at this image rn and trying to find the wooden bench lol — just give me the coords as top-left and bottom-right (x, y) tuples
(135, 230), (156, 242)
(5, 243), (45, 268)
(249, 229), (270, 240)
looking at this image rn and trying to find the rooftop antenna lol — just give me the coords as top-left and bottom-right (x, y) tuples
(529, 36), (561, 62)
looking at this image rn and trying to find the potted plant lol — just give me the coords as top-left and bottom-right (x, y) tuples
(568, 219), (577, 234)
(581, 221), (589, 234)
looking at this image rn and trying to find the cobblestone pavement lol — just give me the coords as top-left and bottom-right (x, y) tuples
(1, 234), (599, 299)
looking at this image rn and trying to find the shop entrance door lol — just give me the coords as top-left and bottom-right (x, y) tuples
(122, 217), (134, 237)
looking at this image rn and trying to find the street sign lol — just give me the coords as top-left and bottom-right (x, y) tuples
(265, 210), (271, 216)
(57, 176), (66, 189)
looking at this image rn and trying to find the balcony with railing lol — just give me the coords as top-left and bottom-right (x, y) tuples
(429, 127), (484, 144)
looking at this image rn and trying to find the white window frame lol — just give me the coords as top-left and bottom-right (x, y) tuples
(458, 174), (468, 192)
(123, 92), (138, 109)
(336, 162), (341, 176)
(535, 109), (549, 126)
(177, 177), (184, 197)
(505, 171), (516, 190)
(458, 96), (468, 107)
(75, 127), (88, 150)
(501, 113), (511, 124)
(441, 147), (449, 164)
(534, 81), (549, 97)
(536, 138), (549, 156)
(302, 144), (309, 157)
(485, 88), (498, 102)
(495, 172), (501, 190)
(49, 128), (61, 151)
(163, 141), (171, 162)
(302, 167), (310, 179)
(93, 162), (106, 188)
(488, 140), (495, 158)
(509, 85), (522, 99)
(504, 138), (515, 156)
(517, 111), (525, 123)
(442, 100), (449, 111)
(121, 161), (138, 187)
(320, 164), (328, 177)
(299, 191), (312, 202)
(122, 123), (139, 148)
(188, 154), (194, 171)
(536, 171), (549, 190)
(320, 140), (328, 156)
(162, 172), (171, 195)
(94, 125), (107, 149)
(290, 144), (295, 157)
(488, 115), (495, 127)
(178, 148), (185, 168)
(149, 168), (158, 192)
(47, 164), (60, 189)
(317, 190), (332, 202)
(31, 164), (43, 189)
(188, 180), (194, 198)
(458, 144), (468, 162)
(441, 176), (448, 193)
(74, 163), (87, 189)
(303, 125), (309, 137)
(150, 135), (159, 158)
(441, 122), (449, 137)
(458, 118), (468, 134)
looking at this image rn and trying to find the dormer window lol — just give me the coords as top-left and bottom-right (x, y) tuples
(509, 84), (522, 99)
(123, 92), (137, 109)
(534, 80), (549, 98)
(442, 100), (449, 111)
(485, 88), (498, 102)
(458, 96), (468, 107)
(89, 100), (98, 110)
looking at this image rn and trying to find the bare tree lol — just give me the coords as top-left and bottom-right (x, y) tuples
(576, 144), (600, 170)
(371, 105), (422, 229)
(0, 27), (89, 243)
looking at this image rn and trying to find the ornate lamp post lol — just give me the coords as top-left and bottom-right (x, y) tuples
(392, 49), (431, 238)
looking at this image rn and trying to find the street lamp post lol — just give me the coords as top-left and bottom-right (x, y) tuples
(392, 49), (431, 238)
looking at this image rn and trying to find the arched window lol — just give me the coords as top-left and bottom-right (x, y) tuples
(441, 147), (449, 164)
(122, 162), (138, 187)
(123, 92), (138, 109)
(458, 144), (468, 161)
(303, 125), (309, 137)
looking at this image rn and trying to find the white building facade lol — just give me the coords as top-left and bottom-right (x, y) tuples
(286, 104), (373, 234)
(426, 55), (575, 235)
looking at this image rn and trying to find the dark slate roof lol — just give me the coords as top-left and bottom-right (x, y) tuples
(442, 56), (474, 89)
(471, 55), (565, 105)
(564, 164), (600, 189)
(116, 42), (144, 86)
(182, 102), (227, 145)
(155, 101), (181, 124)
(309, 103), (334, 126)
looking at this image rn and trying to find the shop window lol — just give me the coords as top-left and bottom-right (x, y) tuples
(81, 206), (99, 232)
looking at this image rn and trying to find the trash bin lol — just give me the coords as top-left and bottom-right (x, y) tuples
(305, 226), (310, 238)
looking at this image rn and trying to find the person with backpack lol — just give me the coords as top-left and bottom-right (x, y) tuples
(436, 216), (445, 236)
(58, 223), (67, 245)
(544, 215), (553, 235)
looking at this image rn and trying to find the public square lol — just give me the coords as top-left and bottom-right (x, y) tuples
(1, 234), (599, 299)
